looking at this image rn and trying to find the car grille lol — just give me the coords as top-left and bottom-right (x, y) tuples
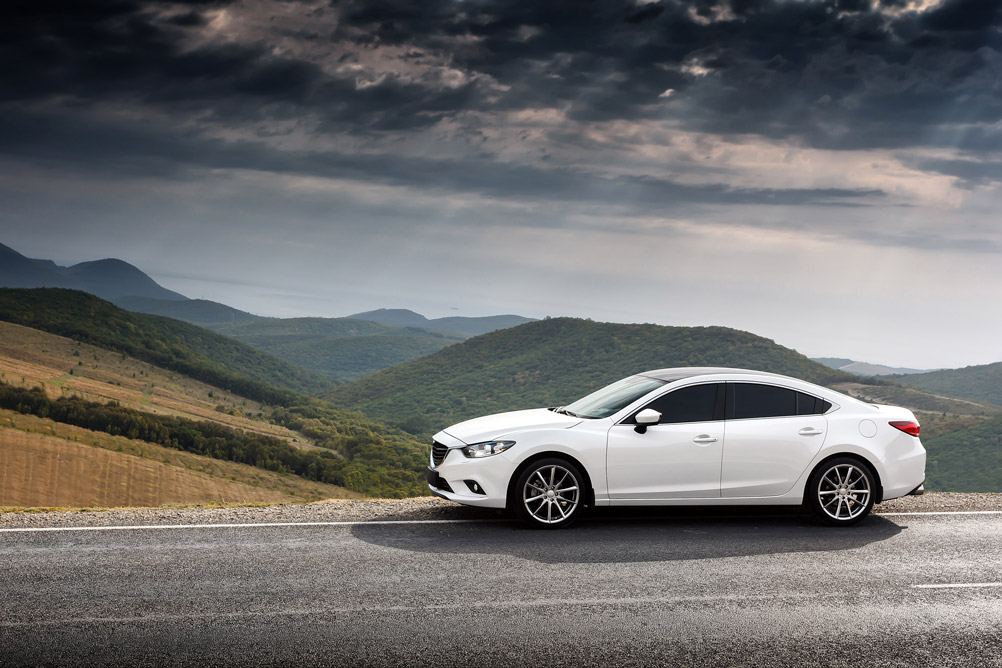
(431, 441), (449, 467)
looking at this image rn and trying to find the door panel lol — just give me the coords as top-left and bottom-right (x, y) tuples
(607, 422), (724, 500)
(720, 416), (827, 497)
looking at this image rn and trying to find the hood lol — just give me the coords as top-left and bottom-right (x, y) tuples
(439, 408), (582, 445)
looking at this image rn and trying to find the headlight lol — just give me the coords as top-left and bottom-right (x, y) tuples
(461, 440), (516, 458)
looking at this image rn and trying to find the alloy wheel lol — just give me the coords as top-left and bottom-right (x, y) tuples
(522, 464), (580, 525)
(816, 463), (871, 522)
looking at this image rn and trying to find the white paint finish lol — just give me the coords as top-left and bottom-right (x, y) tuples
(859, 419), (877, 438)
(720, 416), (827, 498)
(606, 421), (724, 499)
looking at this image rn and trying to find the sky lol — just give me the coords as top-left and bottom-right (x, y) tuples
(1, 0), (1001, 369)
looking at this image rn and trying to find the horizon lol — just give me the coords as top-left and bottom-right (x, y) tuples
(0, 238), (978, 371)
(2, 0), (1001, 370)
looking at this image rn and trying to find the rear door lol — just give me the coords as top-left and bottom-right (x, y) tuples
(607, 383), (725, 500)
(720, 382), (828, 498)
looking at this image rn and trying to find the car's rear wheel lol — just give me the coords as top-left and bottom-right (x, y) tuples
(807, 457), (875, 526)
(513, 458), (584, 529)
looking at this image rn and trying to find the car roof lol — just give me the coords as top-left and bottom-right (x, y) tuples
(638, 367), (785, 382)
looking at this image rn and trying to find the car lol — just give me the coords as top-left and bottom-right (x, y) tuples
(427, 367), (926, 528)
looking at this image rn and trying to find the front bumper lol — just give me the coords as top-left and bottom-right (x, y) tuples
(426, 448), (513, 509)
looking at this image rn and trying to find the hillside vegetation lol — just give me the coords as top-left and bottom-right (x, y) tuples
(0, 303), (431, 499)
(894, 362), (1002, 406)
(0, 288), (332, 400)
(327, 317), (854, 436)
(0, 381), (423, 496)
(923, 415), (1002, 492)
(206, 317), (463, 381)
(0, 409), (356, 507)
(0, 320), (308, 445)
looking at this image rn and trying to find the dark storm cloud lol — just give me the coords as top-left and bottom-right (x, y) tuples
(329, 0), (1002, 150)
(0, 106), (881, 210)
(1, 0), (1000, 205)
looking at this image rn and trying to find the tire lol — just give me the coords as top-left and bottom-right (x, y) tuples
(512, 458), (585, 529)
(807, 456), (876, 526)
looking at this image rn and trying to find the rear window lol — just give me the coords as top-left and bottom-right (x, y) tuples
(728, 383), (797, 419)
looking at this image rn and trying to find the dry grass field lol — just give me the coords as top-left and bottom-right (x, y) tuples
(0, 411), (359, 508)
(0, 321), (364, 509)
(0, 321), (312, 446)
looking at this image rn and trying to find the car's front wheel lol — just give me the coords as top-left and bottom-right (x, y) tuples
(513, 458), (584, 529)
(807, 457), (876, 526)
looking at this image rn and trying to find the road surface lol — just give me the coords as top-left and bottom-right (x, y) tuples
(1, 509), (1001, 667)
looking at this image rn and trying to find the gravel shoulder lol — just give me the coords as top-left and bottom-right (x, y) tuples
(1, 492), (999, 530)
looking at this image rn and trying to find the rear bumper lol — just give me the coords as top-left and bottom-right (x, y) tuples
(908, 482), (925, 496)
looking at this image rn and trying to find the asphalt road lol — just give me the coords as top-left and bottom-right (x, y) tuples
(1, 510), (1001, 667)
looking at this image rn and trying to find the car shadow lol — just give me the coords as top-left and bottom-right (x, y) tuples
(351, 506), (905, 564)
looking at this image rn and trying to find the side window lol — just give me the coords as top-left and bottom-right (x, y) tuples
(727, 383), (798, 419)
(627, 383), (723, 424)
(797, 392), (831, 415)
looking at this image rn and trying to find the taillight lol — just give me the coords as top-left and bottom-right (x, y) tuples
(890, 421), (920, 437)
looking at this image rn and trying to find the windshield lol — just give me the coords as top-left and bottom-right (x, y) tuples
(563, 375), (666, 419)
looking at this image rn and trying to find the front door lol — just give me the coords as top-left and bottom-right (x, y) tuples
(606, 382), (725, 500)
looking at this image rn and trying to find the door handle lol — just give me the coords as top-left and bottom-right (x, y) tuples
(799, 427), (824, 436)
(692, 435), (718, 444)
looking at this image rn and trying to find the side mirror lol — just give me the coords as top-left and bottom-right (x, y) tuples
(634, 409), (661, 434)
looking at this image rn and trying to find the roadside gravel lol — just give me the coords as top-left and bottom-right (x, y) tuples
(1, 492), (999, 529)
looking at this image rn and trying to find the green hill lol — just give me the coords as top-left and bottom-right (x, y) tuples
(205, 318), (463, 381)
(326, 317), (854, 436)
(893, 362), (1002, 406)
(924, 415), (1002, 492)
(0, 288), (331, 401)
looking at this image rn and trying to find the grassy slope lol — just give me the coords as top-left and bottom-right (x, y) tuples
(0, 320), (311, 446)
(0, 303), (429, 500)
(0, 410), (357, 507)
(327, 317), (855, 436)
(0, 288), (332, 400)
(206, 318), (463, 382)
(893, 362), (1002, 406)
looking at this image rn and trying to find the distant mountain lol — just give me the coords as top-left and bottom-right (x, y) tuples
(205, 317), (464, 382)
(348, 308), (535, 336)
(328, 317), (854, 436)
(112, 296), (264, 324)
(812, 357), (930, 376)
(893, 362), (1002, 407)
(0, 242), (186, 301)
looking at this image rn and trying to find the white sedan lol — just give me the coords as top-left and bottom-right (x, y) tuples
(427, 367), (926, 528)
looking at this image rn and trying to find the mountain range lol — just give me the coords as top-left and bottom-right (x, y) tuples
(0, 242), (186, 302)
(0, 243), (535, 379)
(346, 308), (535, 337)
(812, 357), (931, 376)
